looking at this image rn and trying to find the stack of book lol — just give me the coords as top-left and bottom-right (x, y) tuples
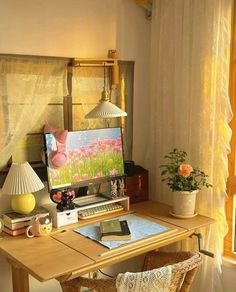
(100, 219), (131, 241)
(2, 206), (49, 236)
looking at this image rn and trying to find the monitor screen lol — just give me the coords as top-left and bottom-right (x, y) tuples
(44, 127), (125, 191)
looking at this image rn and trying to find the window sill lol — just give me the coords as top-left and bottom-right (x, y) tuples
(222, 256), (236, 269)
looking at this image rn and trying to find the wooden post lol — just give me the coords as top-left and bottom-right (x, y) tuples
(11, 264), (29, 292)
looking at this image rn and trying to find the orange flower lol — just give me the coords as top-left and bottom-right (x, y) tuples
(178, 164), (193, 177)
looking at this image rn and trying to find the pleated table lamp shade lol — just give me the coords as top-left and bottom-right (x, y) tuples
(2, 162), (45, 214)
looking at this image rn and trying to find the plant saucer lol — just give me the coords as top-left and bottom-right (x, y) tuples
(169, 210), (198, 219)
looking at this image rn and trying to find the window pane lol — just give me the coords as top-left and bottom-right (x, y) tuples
(11, 134), (42, 163)
(8, 104), (64, 134)
(10, 105), (64, 164)
(72, 67), (109, 104)
(31, 105), (64, 133)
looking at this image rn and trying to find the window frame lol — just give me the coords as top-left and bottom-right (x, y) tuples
(225, 3), (236, 259)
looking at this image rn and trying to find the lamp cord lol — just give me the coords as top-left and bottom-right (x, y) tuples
(103, 63), (106, 89)
(103, 63), (112, 103)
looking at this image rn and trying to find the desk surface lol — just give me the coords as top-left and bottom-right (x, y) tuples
(0, 201), (215, 286)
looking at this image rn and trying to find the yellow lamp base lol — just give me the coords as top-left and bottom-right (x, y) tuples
(11, 193), (36, 214)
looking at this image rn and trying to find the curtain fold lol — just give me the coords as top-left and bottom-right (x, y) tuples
(147, 0), (233, 291)
(0, 56), (68, 170)
(117, 61), (134, 160)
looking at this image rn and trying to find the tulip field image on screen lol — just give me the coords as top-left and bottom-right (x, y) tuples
(45, 128), (124, 190)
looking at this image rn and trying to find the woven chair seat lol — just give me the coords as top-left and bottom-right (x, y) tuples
(60, 251), (202, 292)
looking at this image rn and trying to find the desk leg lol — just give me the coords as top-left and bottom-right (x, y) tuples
(11, 264), (29, 292)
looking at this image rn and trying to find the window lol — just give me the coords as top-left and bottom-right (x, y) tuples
(0, 56), (134, 182)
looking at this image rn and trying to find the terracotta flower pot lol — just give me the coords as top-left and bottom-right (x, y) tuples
(171, 190), (198, 218)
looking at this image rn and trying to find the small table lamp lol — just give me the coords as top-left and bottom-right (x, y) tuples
(2, 162), (45, 214)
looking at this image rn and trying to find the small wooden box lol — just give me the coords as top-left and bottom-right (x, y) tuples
(46, 205), (79, 228)
(125, 166), (149, 204)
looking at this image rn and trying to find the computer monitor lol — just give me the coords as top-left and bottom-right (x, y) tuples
(44, 127), (125, 193)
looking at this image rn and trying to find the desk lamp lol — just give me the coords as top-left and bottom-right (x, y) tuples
(2, 162), (45, 214)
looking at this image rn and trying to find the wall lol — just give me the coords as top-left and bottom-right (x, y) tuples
(0, 0), (150, 291)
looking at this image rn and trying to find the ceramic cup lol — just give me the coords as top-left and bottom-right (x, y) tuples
(26, 214), (52, 238)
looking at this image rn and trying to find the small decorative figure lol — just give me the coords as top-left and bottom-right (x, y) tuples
(111, 180), (118, 199)
(118, 178), (125, 197)
(50, 189), (76, 211)
(41, 124), (68, 169)
(26, 214), (52, 238)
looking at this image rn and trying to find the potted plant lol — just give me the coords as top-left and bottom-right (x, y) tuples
(160, 149), (212, 218)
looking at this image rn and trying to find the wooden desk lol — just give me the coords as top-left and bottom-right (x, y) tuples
(0, 201), (214, 292)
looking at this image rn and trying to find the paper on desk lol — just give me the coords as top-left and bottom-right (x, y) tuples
(74, 214), (170, 249)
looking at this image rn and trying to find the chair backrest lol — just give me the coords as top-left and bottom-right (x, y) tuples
(60, 251), (202, 292)
(142, 251), (202, 292)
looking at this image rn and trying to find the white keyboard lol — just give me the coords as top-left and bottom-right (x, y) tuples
(78, 203), (124, 219)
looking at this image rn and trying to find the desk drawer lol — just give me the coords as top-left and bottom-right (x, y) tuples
(53, 210), (78, 228)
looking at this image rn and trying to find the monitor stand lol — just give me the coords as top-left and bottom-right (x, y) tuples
(73, 181), (110, 207)
(73, 194), (109, 207)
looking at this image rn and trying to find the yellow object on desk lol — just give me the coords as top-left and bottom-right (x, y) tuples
(1, 162), (45, 214)
(11, 193), (36, 214)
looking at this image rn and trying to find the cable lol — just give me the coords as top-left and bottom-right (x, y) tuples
(98, 269), (113, 278)
(103, 63), (106, 88)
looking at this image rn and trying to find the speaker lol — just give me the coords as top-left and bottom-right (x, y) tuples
(125, 165), (149, 203)
(124, 160), (135, 176)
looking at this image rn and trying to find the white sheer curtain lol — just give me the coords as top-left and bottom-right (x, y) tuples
(0, 56), (68, 170)
(146, 1), (233, 291)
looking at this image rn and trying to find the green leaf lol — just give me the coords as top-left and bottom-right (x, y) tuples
(161, 170), (168, 175)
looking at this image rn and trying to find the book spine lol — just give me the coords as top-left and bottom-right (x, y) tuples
(3, 227), (27, 236)
(3, 215), (33, 224)
(120, 220), (131, 235)
(3, 211), (49, 224)
(4, 220), (30, 230)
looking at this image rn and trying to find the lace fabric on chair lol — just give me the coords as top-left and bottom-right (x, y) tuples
(116, 265), (172, 292)
(59, 251), (202, 292)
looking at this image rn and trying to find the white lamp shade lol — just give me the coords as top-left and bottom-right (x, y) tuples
(85, 101), (127, 119)
(2, 162), (45, 195)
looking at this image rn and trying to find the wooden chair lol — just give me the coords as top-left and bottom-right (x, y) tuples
(60, 251), (202, 292)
